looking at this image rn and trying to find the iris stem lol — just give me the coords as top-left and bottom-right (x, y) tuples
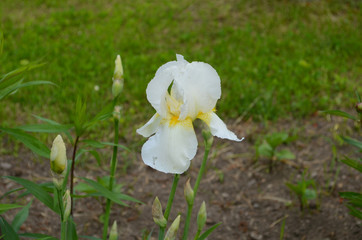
(182, 135), (212, 240)
(159, 174), (180, 240)
(102, 117), (120, 240)
(56, 188), (65, 240)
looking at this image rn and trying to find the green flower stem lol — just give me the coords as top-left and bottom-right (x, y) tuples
(182, 137), (212, 240)
(70, 135), (80, 216)
(159, 174), (180, 240)
(102, 118), (120, 240)
(61, 221), (67, 240)
(56, 188), (65, 240)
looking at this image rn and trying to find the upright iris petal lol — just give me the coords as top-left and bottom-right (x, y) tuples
(137, 54), (243, 174)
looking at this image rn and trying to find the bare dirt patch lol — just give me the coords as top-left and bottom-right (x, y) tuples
(1, 115), (361, 239)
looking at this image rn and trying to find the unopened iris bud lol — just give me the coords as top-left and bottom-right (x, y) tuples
(164, 215), (181, 240)
(114, 55), (123, 80)
(50, 135), (67, 175)
(184, 179), (194, 206)
(113, 105), (121, 121)
(152, 197), (167, 228)
(63, 190), (71, 222)
(112, 55), (124, 98)
(197, 201), (207, 232)
(356, 102), (362, 114)
(202, 130), (214, 149)
(109, 221), (118, 240)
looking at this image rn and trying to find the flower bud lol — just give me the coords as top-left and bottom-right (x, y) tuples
(164, 215), (181, 240)
(356, 102), (362, 114)
(112, 80), (123, 98)
(63, 190), (71, 222)
(113, 105), (122, 121)
(197, 201), (207, 232)
(114, 55), (123, 80)
(50, 135), (67, 175)
(152, 197), (167, 228)
(202, 130), (214, 149)
(112, 55), (124, 98)
(184, 179), (194, 206)
(109, 221), (118, 240)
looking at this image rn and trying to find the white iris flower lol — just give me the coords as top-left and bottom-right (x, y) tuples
(137, 54), (243, 174)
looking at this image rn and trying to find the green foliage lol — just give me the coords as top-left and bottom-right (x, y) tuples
(0, 204), (23, 214)
(339, 192), (362, 219)
(11, 201), (32, 232)
(0, 216), (19, 240)
(4, 176), (60, 214)
(197, 222), (222, 240)
(257, 132), (295, 170)
(285, 172), (318, 211)
(1, 0), (361, 126)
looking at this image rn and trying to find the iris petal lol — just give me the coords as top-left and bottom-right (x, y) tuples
(141, 119), (198, 174)
(198, 112), (243, 142)
(136, 113), (161, 137)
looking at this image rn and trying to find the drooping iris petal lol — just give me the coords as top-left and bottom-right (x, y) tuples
(198, 112), (243, 142)
(141, 119), (198, 174)
(136, 113), (161, 137)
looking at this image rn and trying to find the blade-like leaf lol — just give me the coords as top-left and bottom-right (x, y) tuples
(5, 176), (59, 214)
(11, 201), (32, 232)
(81, 139), (130, 151)
(0, 62), (45, 83)
(275, 149), (295, 160)
(0, 204), (23, 214)
(341, 156), (362, 173)
(339, 192), (362, 201)
(346, 204), (362, 219)
(0, 127), (50, 158)
(197, 222), (222, 240)
(19, 233), (58, 240)
(0, 80), (54, 100)
(66, 217), (78, 240)
(16, 123), (72, 133)
(81, 177), (142, 206)
(257, 142), (273, 158)
(320, 110), (358, 121)
(0, 216), (20, 240)
(80, 236), (102, 240)
(342, 136), (362, 150)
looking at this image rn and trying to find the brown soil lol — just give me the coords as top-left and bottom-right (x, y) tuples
(1, 115), (361, 240)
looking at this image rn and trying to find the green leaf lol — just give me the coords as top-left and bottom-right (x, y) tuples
(285, 182), (302, 196)
(341, 156), (362, 173)
(320, 110), (358, 121)
(339, 192), (362, 201)
(81, 139), (130, 151)
(80, 177), (142, 206)
(11, 201), (32, 232)
(80, 236), (102, 240)
(275, 149), (295, 160)
(0, 62), (45, 83)
(74, 96), (87, 136)
(197, 222), (222, 240)
(85, 103), (114, 129)
(0, 216), (20, 240)
(341, 136), (362, 150)
(356, 90), (361, 103)
(16, 123), (72, 133)
(346, 204), (362, 220)
(18, 233), (58, 240)
(266, 132), (289, 148)
(0, 80), (54, 100)
(257, 142), (273, 158)
(304, 189), (317, 200)
(66, 217), (78, 240)
(0, 204), (23, 214)
(4, 176), (59, 214)
(0, 127), (50, 158)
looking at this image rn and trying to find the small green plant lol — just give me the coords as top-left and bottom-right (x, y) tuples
(257, 132), (295, 171)
(285, 171), (318, 212)
(322, 91), (362, 219)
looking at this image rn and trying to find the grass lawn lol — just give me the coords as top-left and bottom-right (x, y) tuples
(1, 0), (361, 131)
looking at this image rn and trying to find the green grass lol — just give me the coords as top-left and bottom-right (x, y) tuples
(1, 0), (361, 131)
